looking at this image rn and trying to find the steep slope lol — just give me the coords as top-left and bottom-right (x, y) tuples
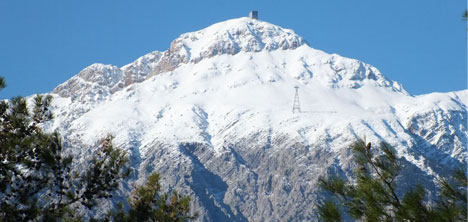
(44, 17), (466, 221)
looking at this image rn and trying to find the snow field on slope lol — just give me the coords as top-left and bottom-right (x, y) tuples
(21, 15), (467, 221)
(59, 47), (423, 151)
(177, 17), (305, 61)
(46, 33), (467, 176)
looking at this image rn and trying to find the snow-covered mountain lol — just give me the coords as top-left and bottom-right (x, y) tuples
(43, 17), (466, 221)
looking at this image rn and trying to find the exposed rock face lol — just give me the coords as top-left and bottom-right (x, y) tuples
(44, 17), (466, 221)
(120, 51), (163, 91)
(53, 64), (122, 100)
(54, 17), (309, 99)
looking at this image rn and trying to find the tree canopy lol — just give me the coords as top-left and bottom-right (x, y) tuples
(317, 139), (467, 222)
(0, 77), (197, 221)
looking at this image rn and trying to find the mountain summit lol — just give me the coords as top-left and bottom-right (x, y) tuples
(53, 17), (307, 99)
(45, 16), (466, 221)
(53, 17), (405, 103)
(170, 17), (307, 61)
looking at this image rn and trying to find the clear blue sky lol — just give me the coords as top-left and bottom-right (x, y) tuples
(0, 0), (466, 99)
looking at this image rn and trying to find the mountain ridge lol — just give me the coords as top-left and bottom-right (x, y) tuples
(53, 17), (406, 102)
(41, 17), (466, 221)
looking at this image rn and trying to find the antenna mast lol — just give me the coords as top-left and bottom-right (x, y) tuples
(292, 86), (301, 114)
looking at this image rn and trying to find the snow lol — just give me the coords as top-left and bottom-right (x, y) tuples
(49, 42), (466, 163)
(39, 16), (467, 221)
(176, 17), (306, 61)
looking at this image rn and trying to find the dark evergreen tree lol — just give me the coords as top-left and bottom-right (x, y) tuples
(0, 77), (197, 221)
(107, 172), (198, 222)
(0, 77), (129, 220)
(317, 139), (467, 222)
(0, 77), (5, 90)
(434, 167), (467, 222)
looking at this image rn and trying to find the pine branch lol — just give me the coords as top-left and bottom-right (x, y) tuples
(361, 142), (401, 208)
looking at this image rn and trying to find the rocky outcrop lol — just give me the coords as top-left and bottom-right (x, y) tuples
(45, 16), (466, 222)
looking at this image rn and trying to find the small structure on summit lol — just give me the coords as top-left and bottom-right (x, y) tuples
(249, 11), (258, 20)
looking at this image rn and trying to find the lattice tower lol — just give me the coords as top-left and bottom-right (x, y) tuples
(292, 86), (301, 114)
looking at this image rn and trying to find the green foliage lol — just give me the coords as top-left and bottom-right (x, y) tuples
(0, 80), (130, 221)
(435, 167), (467, 222)
(318, 200), (342, 222)
(0, 77), (5, 90)
(0, 95), (59, 220)
(80, 135), (130, 209)
(0, 77), (197, 221)
(395, 185), (437, 222)
(107, 172), (198, 222)
(318, 139), (467, 222)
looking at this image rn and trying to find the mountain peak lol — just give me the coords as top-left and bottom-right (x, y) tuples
(45, 15), (466, 222)
(53, 16), (407, 101)
(171, 17), (308, 63)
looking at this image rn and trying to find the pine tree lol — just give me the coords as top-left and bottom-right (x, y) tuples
(434, 167), (467, 222)
(107, 172), (198, 222)
(0, 77), (5, 90)
(0, 77), (197, 221)
(0, 77), (130, 220)
(317, 139), (467, 222)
